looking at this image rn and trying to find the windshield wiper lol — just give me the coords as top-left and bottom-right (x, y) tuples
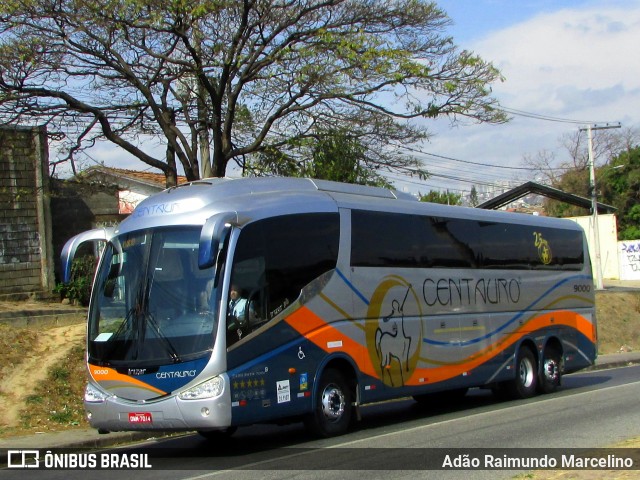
(144, 312), (182, 363)
(105, 305), (139, 360)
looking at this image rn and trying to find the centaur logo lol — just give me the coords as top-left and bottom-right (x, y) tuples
(366, 275), (422, 387)
(533, 231), (552, 265)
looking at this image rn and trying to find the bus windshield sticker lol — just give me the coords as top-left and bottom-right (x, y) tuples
(94, 333), (113, 342)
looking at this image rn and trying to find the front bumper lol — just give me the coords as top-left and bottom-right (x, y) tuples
(85, 374), (232, 432)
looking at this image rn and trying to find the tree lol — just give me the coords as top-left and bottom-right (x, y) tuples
(419, 190), (462, 205)
(246, 127), (400, 187)
(524, 127), (640, 239)
(523, 127), (639, 219)
(469, 185), (479, 207)
(308, 129), (389, 186)
(599, 145), (640, 240)
(0, 0), (507, 186)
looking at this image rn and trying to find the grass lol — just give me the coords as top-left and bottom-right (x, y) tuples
(0, 323), (38, 370)
(595, 291), (640, 354)
(17, 344), (87, 432)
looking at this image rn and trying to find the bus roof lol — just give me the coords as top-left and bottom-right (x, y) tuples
(114, 176), (583, 235)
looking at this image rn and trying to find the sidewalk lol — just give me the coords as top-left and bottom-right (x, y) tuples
(602, 279), (640, 291)
(1, 352), (639, 453)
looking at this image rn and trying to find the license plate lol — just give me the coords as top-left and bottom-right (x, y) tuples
(128, 412), (152, 424)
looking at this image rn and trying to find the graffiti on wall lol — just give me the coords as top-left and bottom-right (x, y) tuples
(619, 240), (640, 280)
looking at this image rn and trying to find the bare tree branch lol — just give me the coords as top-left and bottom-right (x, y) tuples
(1, 0), (507, 183)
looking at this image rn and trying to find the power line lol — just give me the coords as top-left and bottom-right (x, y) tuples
(384, 172), (472, 194)
(422, 160), (527, 183)
(392, 143), (572, 173)
(498, 107), (605, 125)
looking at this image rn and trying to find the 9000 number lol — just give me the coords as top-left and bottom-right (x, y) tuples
(574, 284), (591, 293)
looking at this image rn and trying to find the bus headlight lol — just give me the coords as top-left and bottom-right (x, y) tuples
(179, 376), (224, 400)
(85, 383), (109, 403)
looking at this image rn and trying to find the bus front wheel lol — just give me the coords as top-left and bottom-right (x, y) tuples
(305, 368), (352, 437)
(505, 346), (538, 399)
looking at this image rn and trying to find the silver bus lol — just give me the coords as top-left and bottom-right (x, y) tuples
(62, 177), (597, 438)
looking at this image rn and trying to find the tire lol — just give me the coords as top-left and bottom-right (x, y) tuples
(505, 346), (538, 399)
(304, 368), (353, 437)
(538, 346), (562, 394)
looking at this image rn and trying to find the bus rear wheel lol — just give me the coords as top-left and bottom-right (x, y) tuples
(538, 346), (562, 394)
(305, 368), (352, 437)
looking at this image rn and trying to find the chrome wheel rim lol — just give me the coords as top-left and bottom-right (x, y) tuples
(519, 356), (535, 388)
(320, 384), (345, 422)
(543, 358), (559, 383)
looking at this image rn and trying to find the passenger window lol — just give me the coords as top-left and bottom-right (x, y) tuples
(350, 210), (583, 271)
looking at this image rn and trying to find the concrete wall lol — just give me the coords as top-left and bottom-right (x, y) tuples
(568, 214), (620, 280)
(0, 126), (54, 297)
(49, 179), (123, 281)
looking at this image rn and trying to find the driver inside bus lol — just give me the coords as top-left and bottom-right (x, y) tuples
(227, 284), (253, 339)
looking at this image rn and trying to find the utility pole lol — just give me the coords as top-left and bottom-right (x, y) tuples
(579, 122), (621, 290)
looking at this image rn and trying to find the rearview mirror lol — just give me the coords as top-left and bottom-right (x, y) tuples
(198, 212), (237, 269)
(60, 227), (114, 283)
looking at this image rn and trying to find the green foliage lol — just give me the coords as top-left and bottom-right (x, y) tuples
(598, 146), (640, 240)
(309, 129), (392, 187)
(546, 145), (640, 240)
(545, 168), (590, 218)
(246, 128), (405, 188)
(469, 185), (479, 207)
(25, 394), (44, 405)
(419, 190), (462, 205)
(249, 147), (302, 178)
(19, 344), (86, 429)
(54, 255), (96, 306)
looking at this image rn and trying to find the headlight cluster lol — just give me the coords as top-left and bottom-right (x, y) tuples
(84, 383), (110, 403)
(178, 376), (224, 400)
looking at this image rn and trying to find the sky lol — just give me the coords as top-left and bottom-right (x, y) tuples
(57, 0), (640, 198)
(403, 0), (640, 197)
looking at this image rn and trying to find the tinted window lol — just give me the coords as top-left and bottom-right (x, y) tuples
(230, 213), (339, 334)
(351, 210), (583, 270)
(351, 211), (475, 268)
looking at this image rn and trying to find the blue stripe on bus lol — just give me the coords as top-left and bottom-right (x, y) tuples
(227, 337), (303, 376)
(335, 268), (370, 306)
(422, 274), (592, 347)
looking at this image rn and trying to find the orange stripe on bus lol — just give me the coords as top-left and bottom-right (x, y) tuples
(89, 364), (166, 395)
(285, 307), (379, 378)
(287, 305), (595, 389)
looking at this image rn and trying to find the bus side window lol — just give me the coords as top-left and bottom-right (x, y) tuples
(229, 213), (339, 338)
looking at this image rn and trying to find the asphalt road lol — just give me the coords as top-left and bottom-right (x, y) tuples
(4, 365), (640, 480)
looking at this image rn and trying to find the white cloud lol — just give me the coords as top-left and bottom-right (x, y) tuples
(416, 2), (640, 195)
(473, 4), (640, 114)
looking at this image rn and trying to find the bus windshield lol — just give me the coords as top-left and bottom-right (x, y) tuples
(88, 227), (218, 367)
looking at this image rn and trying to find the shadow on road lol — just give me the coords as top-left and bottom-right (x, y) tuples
(109, 370), (617, 471)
